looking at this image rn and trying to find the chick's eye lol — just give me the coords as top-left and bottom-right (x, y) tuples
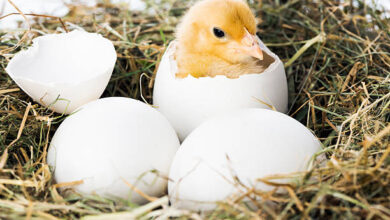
(213, 27), (225, 38)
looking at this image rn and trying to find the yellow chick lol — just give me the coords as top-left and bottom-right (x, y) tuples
(175, 0), (272, 79)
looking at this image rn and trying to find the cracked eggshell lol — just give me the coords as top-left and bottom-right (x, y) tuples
(5, 30), (116, 114)
(47, 97), (180, 204)
(153, 38), (288, 141)
(168, 108), (321, 211)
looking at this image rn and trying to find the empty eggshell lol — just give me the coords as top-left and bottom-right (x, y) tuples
(168, 108), (321, 211)
(5, 30), (117, 114)
(153, 38), (288, 141)
(47, 97), (180, 204)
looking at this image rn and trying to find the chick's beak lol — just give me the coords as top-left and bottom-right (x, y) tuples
(239, 29), (264, 60)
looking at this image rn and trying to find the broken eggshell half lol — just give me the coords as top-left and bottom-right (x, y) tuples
(153, 37), (288, 141)
(6, 30), (117, 114)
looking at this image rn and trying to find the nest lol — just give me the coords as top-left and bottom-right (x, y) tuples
(0, 0), (389, 219)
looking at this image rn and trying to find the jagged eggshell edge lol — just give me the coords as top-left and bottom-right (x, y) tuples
(5, 30), (117, 114)
(153, 37), (288, 140)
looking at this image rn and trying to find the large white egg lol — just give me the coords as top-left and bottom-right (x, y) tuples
(153, 39), (288, 141)
(6, 30), (117, 114)
(168, 109), (321, 211)
(47, 97), (180, 204)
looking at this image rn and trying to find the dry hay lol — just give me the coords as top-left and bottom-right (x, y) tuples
(0, 0), (389, 219)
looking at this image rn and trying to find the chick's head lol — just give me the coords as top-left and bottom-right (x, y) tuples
(176, 0), (263, 64)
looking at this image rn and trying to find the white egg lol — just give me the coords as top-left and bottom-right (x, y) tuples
(153, 38), (288, 141)
(47, 97), (180, 204)
(168, 108), (321, 211)
(6, 30), (116, 114)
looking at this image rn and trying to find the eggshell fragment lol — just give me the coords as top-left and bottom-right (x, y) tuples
(168, 108), (321, 211)
(153, 38), (288, 141)
(6, 30), (117, 114)
(47, 97), (180, 204)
